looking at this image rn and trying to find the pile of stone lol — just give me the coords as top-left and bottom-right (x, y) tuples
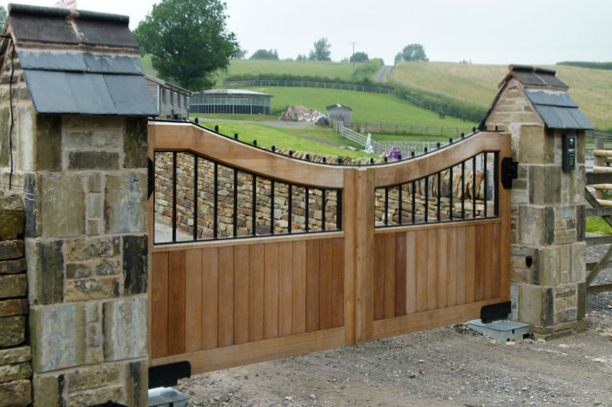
(0, 191), (31, 407)
(278, 106), (325, 123)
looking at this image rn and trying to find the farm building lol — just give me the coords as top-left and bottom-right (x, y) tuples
(326, 104), (352, 123)
(145, 75), (191, 120)
(190, 89), (272, 115)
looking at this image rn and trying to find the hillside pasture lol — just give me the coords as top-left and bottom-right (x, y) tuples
(392, 62), (612, 130)
(246, 86), (476, 127)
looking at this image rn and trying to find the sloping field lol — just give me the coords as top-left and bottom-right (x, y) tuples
(224, 59), (355, 81)
(247, 86), (476, 127)
(392, 62), (612, 130)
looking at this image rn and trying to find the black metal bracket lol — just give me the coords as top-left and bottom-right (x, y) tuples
(149, 361), (191, 389)
(148, 157), (155, 199)
(501, 158), (518, 189)
(481, 301), (511, 324)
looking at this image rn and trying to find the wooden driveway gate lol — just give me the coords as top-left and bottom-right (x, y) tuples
(148, 121), (511, 374)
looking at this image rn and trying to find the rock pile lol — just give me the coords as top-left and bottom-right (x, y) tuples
(279, 106), (325, 123)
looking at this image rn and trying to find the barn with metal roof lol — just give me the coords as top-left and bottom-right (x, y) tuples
(190, 89), (272, 115)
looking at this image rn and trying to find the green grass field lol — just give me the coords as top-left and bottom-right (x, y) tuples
(586, 217), (612, 235)
(246, 86), (476, 127)
(392, 62), (612, 130)
(191, 113), (277, 122)
(198, 121), (373, 159)
(140, 55), (157, 77)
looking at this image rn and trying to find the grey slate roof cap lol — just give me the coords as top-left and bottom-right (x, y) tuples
(525, 90), (593, 130)
(506, 64), (569, 90)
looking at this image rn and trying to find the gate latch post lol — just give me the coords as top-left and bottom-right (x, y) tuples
(148, 157), (155, 199)
(501, 157), (518, 189)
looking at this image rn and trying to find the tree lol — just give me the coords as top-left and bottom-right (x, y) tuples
(394, 44), (428, 64)
(234, 48), (248, 59)
(350, 52), (369, 63)
(134, 0), (239, 90)
(296, 54), (308, 62)
(250, 49), (279, 60)
(309, 38), (331, 61)
(0, 6), (7, 29)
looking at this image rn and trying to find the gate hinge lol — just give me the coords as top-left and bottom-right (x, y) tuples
(148, 157), (154, 199)
(501, 157), (518, 189)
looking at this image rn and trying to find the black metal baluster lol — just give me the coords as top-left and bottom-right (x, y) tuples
(288, 184), (293, 234)
(411, 180), (416, 224)
(214, 162), (218, 239)
(252, 175), (257, 236)
(305, 186), (310, 232)
(449, 165), (453, 220)
(399, 185), (403, 225)
(322, 189), (326, 231)
(172, 152), (177, 242)
(193, 155), (198, 241)
(437, 171), (441, 221)
(337, 189), (342, 230)
(494, 152), (500, 217)
(233, 170), (238, 237)
(472, 156), (477, 219)
(484, 153), (488, 218)
(424, 177), (429, 223)
(270, 180), (275, 235)
(461, 161), (465, 219)
(384, 188), (389, 226)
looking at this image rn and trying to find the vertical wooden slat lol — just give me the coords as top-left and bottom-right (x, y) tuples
(319, 239), (333, 330)
(482, 224), (492, 300)
(151, 252), (169, 359)
(465, 225), (476, 303)
(373, 235), (385, 320)
(447, 228), (458, 307)
(342, 170), (356, 344)
(218, 246), (234, 347)
(415, 230), (428, 312)
(395, 232), (407, 317)
(383, 233), (396, 319)
(331, 238), (344, 328)
(455, 227), (467, 305)
(278, 242), (293, 337)
(437, 228), (448, 309)
(249, 244), (265, 342)
(202, 247), (218, 350)
(306, 240), (320, 332)
(168, 250), (186, 355)
(264, 243), (279, 339)
(492, 224), (501, 298)
(405, 231), (417, 315)
(185, 249), (203, 352)
(474, 225), (485, 302)
(292, 241), (307, 334)
(233, 246), (249, 344)
(426, 230), (438, 310)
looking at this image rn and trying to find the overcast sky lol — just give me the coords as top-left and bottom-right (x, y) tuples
(2, 0), (611, 65)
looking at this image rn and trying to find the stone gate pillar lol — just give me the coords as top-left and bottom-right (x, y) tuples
(0, 5), (157, 405)
(484, 65), (592, 337)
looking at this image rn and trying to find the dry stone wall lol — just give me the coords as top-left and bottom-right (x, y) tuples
(0, 192), (31, 407)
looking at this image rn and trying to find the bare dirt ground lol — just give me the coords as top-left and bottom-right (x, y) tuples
(176, 256), (612, 407)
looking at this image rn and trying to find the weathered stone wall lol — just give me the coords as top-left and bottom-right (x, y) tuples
(0, 192), (32, 407)
(154, 151), (493, 237)
(485, 77), (586, 337)
(0, 49), (149, 406)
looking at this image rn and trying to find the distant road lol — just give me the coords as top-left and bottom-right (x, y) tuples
(374, 65), (394, 83)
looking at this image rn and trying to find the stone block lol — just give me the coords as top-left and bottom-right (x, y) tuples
(66, 364), (122, 392)
(33, 373), (64, 407)
(510, 245), (538, 284)
(0, 316), (25, 348)
(26, 239), (64, 305)
(93, 131), (122, 148)
(64, 237), (120, 262)
(67, 386), (124, 407)
(124, 118), (148, 169)
(570, 242), (586, 283)
(0, 347), (30, 366)
(0, 109), (9, 167)
(0, 274), (27, 299)
(30, 304), (86, 372)
(575, 205), (585, 242)
(87, 324), (101, 347)
(125, 360), (148, 407)
(529, 165), (561, 205)
(0, 379), (31, 407)
(0, 362), (32, 384)
(577, 282), (586, 320)
(517, 206), (554, 246)
(16, 106), (62, 172)
(86, 220), (102, 236)
(23, 174), (39, 238)
(86, 195), (103, 219)
(68, 151), (120, 170)
(517, 285), (554, 327)
(86, 303), (99, 324)
(103, 298), (148, 361)
(66, 259), (121, 279)
(518, 125), (553, 164)
(123, 235), (148, 295)
(65, 278), (120, 302)
(0, 258), (26, 275)
(0, 192), (24, 241)
(40, 174), (85, 238)
(556, 307), (577, 323)
(0, 240), (24, 261)
(64, 131), (93, 149)
(86, 174), (102, 194)
(0, 299), (28, 317)
(105, 174), (147, 234)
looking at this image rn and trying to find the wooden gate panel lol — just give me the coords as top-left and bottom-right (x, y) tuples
(202, 247), (219, 350)
(151, 251), (169, 359)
